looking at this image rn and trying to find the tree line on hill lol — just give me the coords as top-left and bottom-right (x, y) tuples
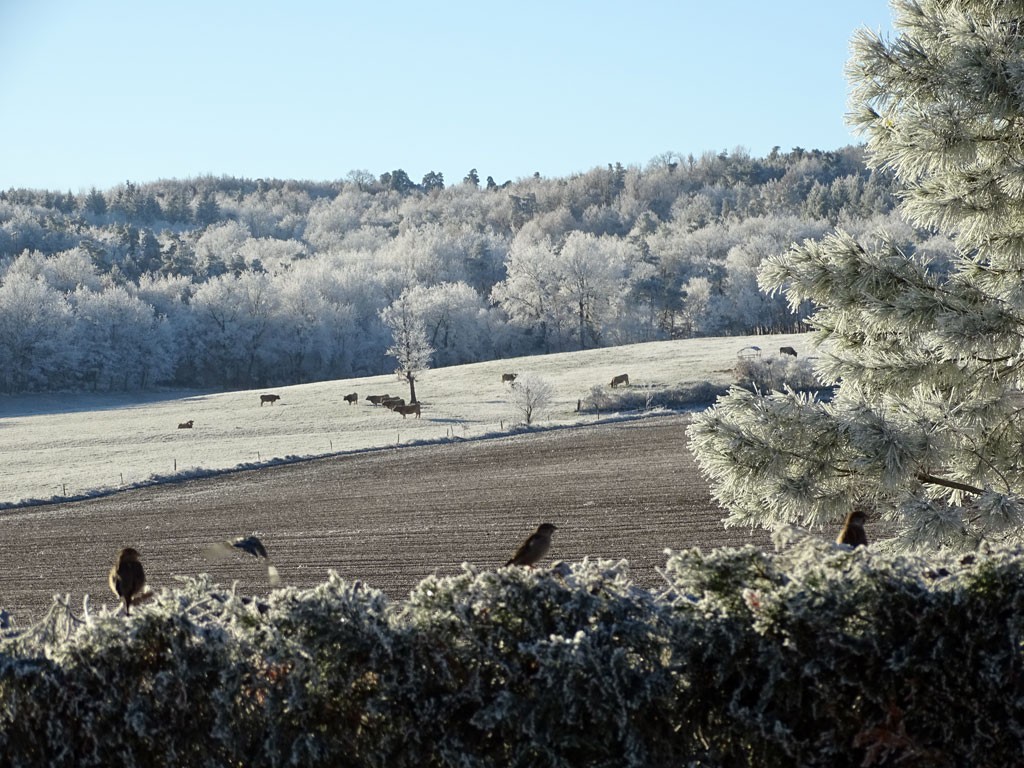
(0, 146), (953, 393)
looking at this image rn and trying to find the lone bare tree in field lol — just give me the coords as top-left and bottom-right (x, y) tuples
(508, 373), (554, 425)
(382, 293), (434, 404)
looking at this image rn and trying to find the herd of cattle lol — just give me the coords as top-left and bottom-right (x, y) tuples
(175, 389), (422, 431)
(357, 394), (422, 418)
(255, 390), (422, 418)
(178, 365), (648, 430)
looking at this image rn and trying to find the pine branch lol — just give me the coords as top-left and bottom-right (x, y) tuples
(916, 471), (984, 496)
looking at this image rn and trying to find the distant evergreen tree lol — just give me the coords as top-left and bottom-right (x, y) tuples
(138, 229), (162, 274)
(380, 169), (417, 193)
(159, 235), (196, 277)
(161, 186), (192, 223)
(83, 187), (107, 216)
(421, 171), (445, 191)
(110, 181), (142, 219)
(193, 192), (221, 226)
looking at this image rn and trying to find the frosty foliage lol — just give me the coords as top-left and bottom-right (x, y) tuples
(582, 380), (729, 414)
(579, 351), (824, 417)
(505, 372), (554, 425)
(2, 545), (1023, 766)
(731, 354), (824, 394)
(0, 144), (912, 394)
(382, 289), (435, 402)
(690, 1), (1024, 549)
(660, 536), (1024, 767)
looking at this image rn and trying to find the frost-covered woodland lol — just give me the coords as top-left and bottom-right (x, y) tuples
(0, 146), (944, 394)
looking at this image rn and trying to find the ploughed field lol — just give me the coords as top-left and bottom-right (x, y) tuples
(0, 413), (769, 626)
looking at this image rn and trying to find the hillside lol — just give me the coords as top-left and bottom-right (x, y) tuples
(0, 332), (812, 507)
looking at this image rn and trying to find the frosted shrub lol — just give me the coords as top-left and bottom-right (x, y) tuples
(506, 372), (554, 425)
(732, 354), (824, 393)
(581, 381), (729, 414)
(583, 383), (613, 412)
(661, 537), (1024, 767)
(0, 578), (262, 767)
(392, 561), (684, 767)
(3, 545), (1024, 766)
(247, 575), (396, 766)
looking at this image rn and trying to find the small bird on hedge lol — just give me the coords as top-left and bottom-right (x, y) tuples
(505, 523), (558, 567)
(204, 534), (281, 585)
(109, 547), (147, 615)
(836, 509), (868, 548)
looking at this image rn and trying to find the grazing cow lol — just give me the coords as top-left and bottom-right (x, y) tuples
(394, 403), (421, 418)
(780, 346), (798, 358)
(260, 394), (281, 406)
(343, 392), (358, 405)
(366, 394), (391, 406)
(610, 373), (630, 388)
(177, 420), (194, 429)
(502, 373), (518, 384)
(382, 397), (406, 410)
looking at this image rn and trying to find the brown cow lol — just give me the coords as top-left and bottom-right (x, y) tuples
(382, 397), (406, 410)
(780, 346), (798, 358)
(343, 392), (358, 405)
(260, 394), (281, 406)
(366, 394), (391, 406)
(177, 420), (194, 429)
(610, 374), (629, 388)
(502, 373), (517, 384)
(394, 403), (421, 419)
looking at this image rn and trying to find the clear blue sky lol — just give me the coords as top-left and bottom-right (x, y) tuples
(0, 1), (894, 192)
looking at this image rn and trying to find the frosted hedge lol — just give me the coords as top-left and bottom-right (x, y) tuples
(2, 539), (1022, 767)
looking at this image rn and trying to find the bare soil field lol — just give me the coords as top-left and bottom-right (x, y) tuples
(0, 413), (770, 626)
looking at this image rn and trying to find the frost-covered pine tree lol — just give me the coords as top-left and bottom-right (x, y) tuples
(689, 0), (1024, 550)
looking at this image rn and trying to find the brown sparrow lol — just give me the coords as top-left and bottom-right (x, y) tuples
(505, 523), (558, 567)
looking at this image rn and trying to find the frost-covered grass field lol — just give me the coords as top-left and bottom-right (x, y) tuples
(0, 332), (811, 508)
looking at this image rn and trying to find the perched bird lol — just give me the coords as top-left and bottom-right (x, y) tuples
(505, 523), (558, 567)
(109, 547), (147, 615)
(203, 534), (281, 585)
(836, 509), (868, 548)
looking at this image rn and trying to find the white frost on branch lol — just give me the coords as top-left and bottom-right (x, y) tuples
(691, 0), (1024, 549)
